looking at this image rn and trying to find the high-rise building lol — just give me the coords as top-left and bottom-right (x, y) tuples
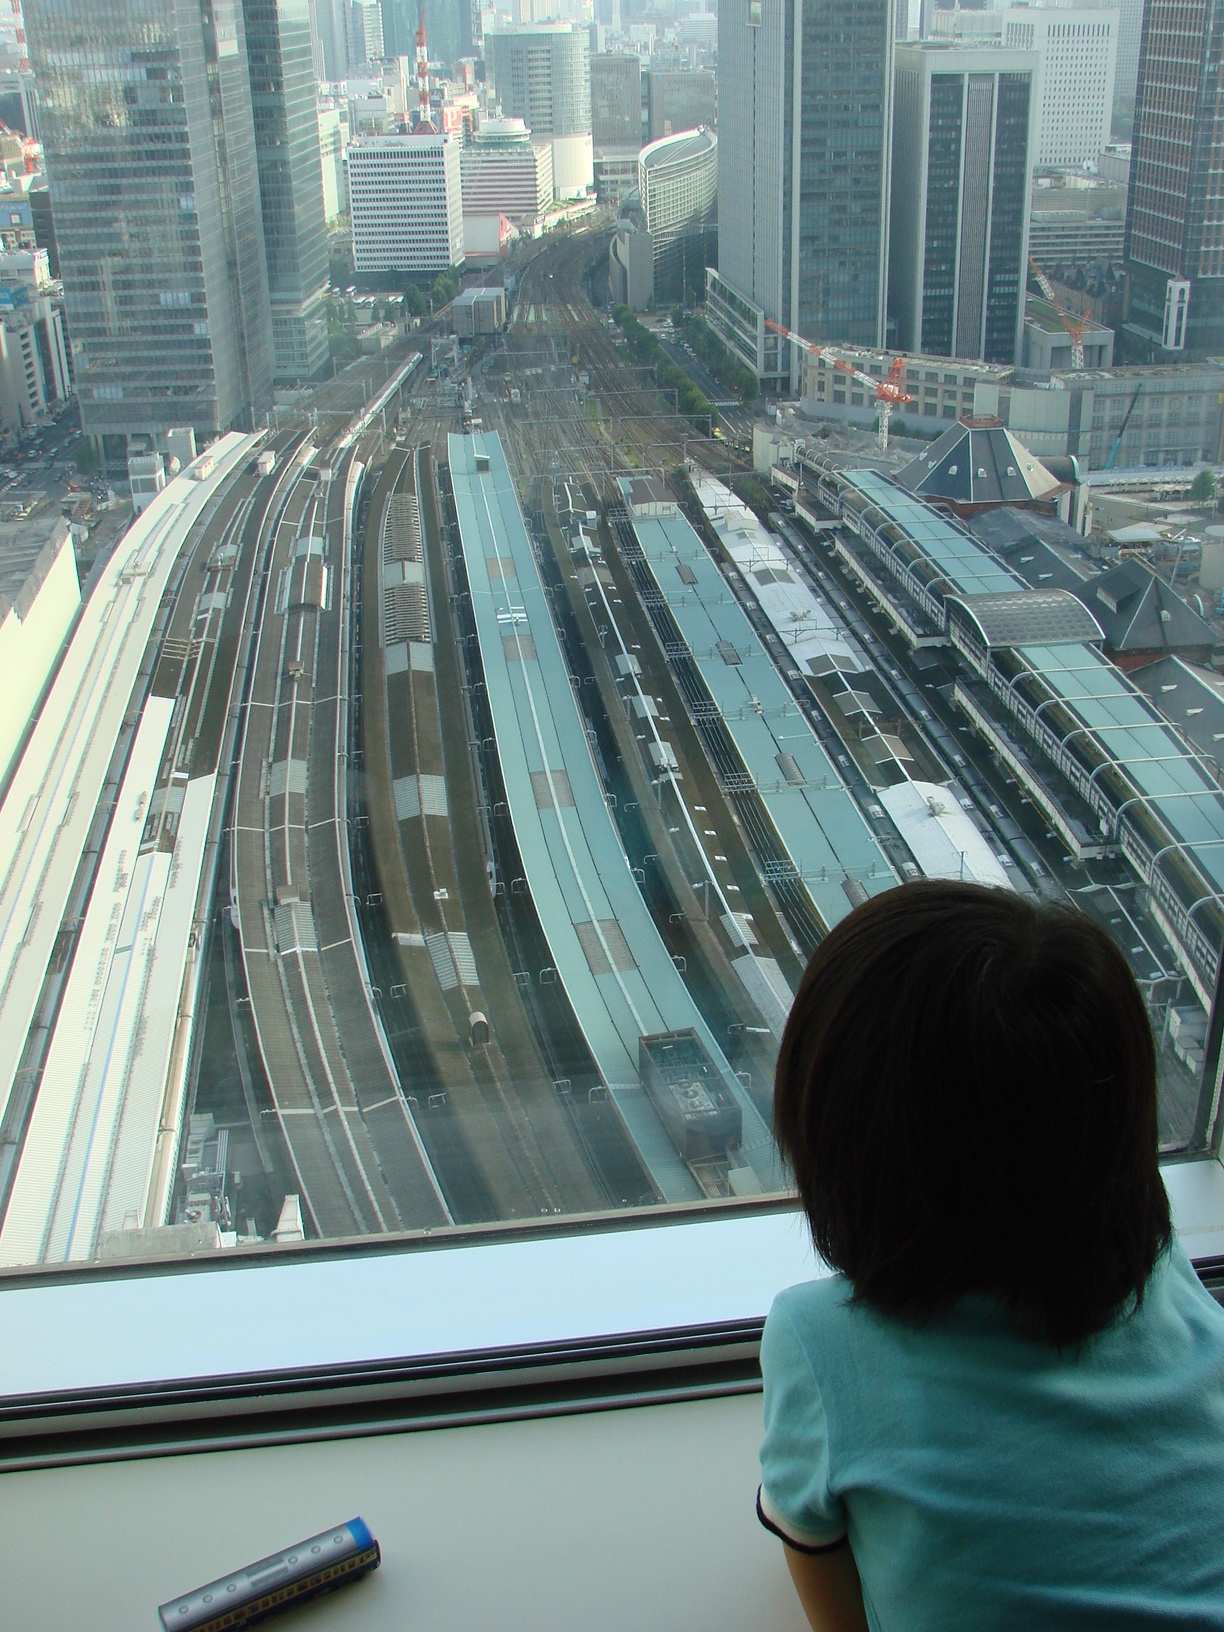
(929, 6), (1117, 170)
(890, 43), (1037, 364)
(644, 66), (716, 142)
(707, 0), (894, 389)
(1124, 0), (1224, 357)
(486, 23), (593, 197)
(638, 126), (717, 302)
(349, 0), (385, 65)
(348, 131), (464, 270)
(25, 0), (274, 462)
(1110, 0), (1144, 115)
(313, 0), (350, 79)
(590, 51), (641, 147)
(244, 0), (330, 381)
(460, 117), (553, 219)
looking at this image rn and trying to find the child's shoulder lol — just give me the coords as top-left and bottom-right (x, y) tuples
(768, 1273), (857, 1341)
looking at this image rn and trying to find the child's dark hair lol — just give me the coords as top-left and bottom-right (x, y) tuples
(774, 880), (1172, 1347)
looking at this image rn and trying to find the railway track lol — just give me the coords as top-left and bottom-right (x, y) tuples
(231, 439), (450, 1239)
(356, 441), (610, 1219)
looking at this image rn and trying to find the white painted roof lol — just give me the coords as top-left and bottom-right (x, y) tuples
(878, 780), (1014, 890)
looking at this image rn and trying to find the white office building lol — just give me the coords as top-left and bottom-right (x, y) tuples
(460, 118), (554, 219)
(348, 134), (464, 273)
(929, 7), (1118, 170)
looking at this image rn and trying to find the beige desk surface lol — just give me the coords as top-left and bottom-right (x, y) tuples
(1, 1391), (808, 1632)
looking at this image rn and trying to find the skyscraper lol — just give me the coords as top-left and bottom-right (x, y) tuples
(644, 66), (716, 142)
(350, 0), (385, 65)
(591, 51), (641, 147)
(25, 0), (274, 462)
(707, 0), (893, 390)
(890, 44), (1036, 364)
(243, 0), (330, 380)
(1124, 0), (1224, 357)
(312, 0), (350, 79)
(348, 131), (464, 271)
(486, 23), (593, 198)
(927, 6), (1116, 170)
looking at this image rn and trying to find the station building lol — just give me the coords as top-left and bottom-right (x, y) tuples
(793, 341), (1224, 472)
(792, 440), (1224, 1006)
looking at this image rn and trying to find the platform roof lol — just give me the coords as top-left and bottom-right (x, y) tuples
(1014, 642), (1224, 898)
(830, 466), (1224, 958)
(449, 432), (779, 1201)
(948, 588), (1104, 649)
(846, 469), (1021, 596)
(877, 781), (1013, 890)
(620, 482), (897, 930)
(0, 433), (255, 1141)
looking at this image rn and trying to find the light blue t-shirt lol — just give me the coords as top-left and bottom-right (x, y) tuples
(759, 1240), (1224, 1630)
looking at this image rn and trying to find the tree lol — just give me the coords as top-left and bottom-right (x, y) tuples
(1190, 468), (1217, 503)
(401, 284), (428, 318)
(74, 441), (99, 477)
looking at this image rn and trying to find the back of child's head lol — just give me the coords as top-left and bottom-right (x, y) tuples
(774, 879), (1171, 1347)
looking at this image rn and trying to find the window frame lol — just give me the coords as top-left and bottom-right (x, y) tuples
(3, 1159), (1224, 1468)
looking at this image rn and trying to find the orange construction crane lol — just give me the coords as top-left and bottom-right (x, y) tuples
(1028, 255), (1088, 369)
(766, 320), (914, 450)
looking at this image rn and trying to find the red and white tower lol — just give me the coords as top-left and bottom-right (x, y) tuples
(413, 5), (437, 133)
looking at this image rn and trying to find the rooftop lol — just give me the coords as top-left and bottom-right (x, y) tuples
(967, 506), (1093, 593)
(948, 587), (1104, 649)
(897, 420), (1063, 509)
(1131, 657), (1224, 766)
(639, 127), (716, 170)
(1024, 294), (1113, 340)
(1071, 560), (1218, 657)
(452, 286), (506, 308)
(0, 514), (71, 623)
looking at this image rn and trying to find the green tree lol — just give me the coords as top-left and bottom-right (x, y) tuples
(74, 441), (99, 477)
(1190, 468), (1217, 502)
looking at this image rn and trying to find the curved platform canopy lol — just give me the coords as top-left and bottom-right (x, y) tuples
(947, 587), (1105, 650)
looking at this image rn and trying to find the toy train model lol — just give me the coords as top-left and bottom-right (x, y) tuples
(158, 1517), (380, 1632)
(639, 1029), (742, 1161)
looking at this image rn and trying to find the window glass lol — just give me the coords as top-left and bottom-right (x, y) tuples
(1, 76), (1221, 1299)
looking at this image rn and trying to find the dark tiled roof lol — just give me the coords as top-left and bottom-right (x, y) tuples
(967, 506), (1093, 592)
(1071, 559), (1217, 655)
(1130, 657), (1224, 764)
(897, 421), (1062, 506)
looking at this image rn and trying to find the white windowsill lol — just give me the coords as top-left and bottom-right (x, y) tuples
(1, 1157), (1222, 1405)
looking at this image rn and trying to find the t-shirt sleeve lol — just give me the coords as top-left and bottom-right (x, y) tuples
(757, 1294), (848, 1553)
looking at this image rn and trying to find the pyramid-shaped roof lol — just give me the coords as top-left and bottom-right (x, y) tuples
(897, 418), (1062, 508)
(1071, 559), (1217, 657)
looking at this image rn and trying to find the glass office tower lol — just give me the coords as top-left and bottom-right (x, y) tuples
(1123, 0), (1224, 358)
(24, 0), (274, 460)
(707, 0), (893, 391)
(243, 0), (330, 381)
(890, 44), (1036, 365)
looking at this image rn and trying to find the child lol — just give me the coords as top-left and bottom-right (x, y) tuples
(758, 880), (1224, 1631)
